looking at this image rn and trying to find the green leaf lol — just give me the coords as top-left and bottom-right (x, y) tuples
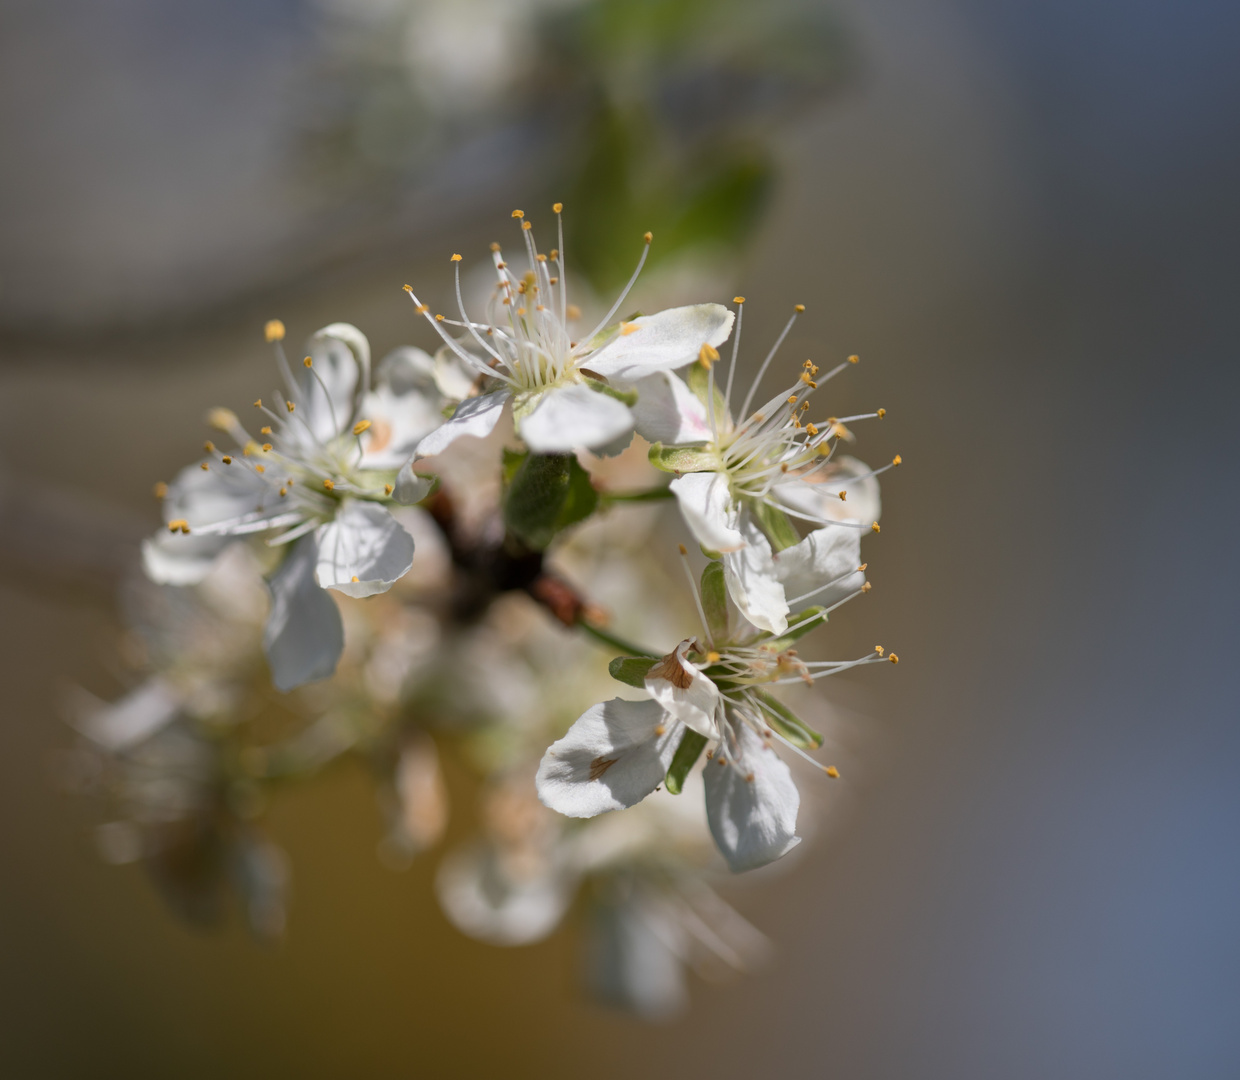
(503, 453), (600, 550)
(752, 689), (823, 750)
(648, 441), (714, 474)
(665, 729), (708, 795)
(700, 560), (728, 641)
(608, 656), (658, 688)
(750, 498), (800, 552)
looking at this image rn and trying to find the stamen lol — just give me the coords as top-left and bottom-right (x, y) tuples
(264, 320), (285, 343)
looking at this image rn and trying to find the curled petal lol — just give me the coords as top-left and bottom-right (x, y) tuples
(518, 383), (634, 453)
(669, 472), (744, 553)
(314, 500), (414, 598)
(586, 304), (735, 381)
(537, 698), (680, 818)
(627, 371), (711, 446)
(722, 517), (789, 635)
(263, 534), (344, 691)
(300, 323), (370, 441)
(414, 391), (506, 459)
(645, 642), (720, 739)
(704, 722), (801, 872)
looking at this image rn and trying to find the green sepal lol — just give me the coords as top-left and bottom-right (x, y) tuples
(503, 452), (599, 550)
(700, 560), (729, 641)
(750, 498), (800, 552)
(665, 729), (709, 795)
(752, 689), (823, 750)
(648, 442), (714, 474)
(608, 656), (657, 689)
(685, 359), (728, 424)
(501, 447), (527, 486)
(582, 377), (638, 407)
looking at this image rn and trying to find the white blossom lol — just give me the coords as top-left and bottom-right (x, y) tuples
(404, 208), (734, 459)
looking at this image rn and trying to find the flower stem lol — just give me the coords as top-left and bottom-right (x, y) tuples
(577, 619), (659, 658)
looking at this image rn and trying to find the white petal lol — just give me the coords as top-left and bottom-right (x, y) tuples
(435, 842), (573, 946)
(518, 383), (634, 453)
(722, 516), (789, 635)
(314, 500), (414, 598)
(164, 461), (273, 531)
(72, 679), (183, 751)
(586, 897), (688, 1017)
(645, 643), (720, 739)
(537, 698), (680, 818)
(392, 463), (434, 506)
(141, 530), (233, 585)
(669, 472), (744, 553)
(358, 385), (445, 470)
(585, 304), (735, 381)
(432, 343), (479, 400)
(414, 391), (507, 458)
(626, 371), (711, 445)
(263, 534), (344, 691)
(772, 525), (865, 608)
(777, 455), (882, 526)
(704, 722), (801, 872)
(299, 323), (369, 441)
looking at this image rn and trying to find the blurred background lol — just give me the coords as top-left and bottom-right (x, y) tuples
(2, 0), (1239, 1075)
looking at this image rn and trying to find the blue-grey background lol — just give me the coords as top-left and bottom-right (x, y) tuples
(0, 0), (1236, 1075)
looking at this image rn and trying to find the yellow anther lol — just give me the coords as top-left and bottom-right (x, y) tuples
(402, 284), (413, 293)
(511, 209), (524, 218)
(858, 563), (867, 571)
(788, 396), (798, 404)
(678, 544), (688, 556)
(549, 277), (558, 285)
(255, 465), (265, 473)
(490, 242), (501, 252)
(806, 423), (819, 437)
(536, 253), (547, 262)
(279, 487), (287, 497)
(733, 296), (745, 304)
(566, 304), (581, 320)
(416, 303), (429, 314)
(323, 479), (335, 491)
(384, 483), (394, 495)
(893, 454), (902, 465)
(153, 482), (168, 499)
(889, 654), (899, 664)
(243, 441), (257, 456)
(699, 342), (720, 367)
(303, 356), (313, 368)
(450, 253), (462, 262)
(803, 359), (814, 370)
(826, 766), (840, 779)
(264, 320), (285, 342)
(848, 354), (859, 364)
(643, 231), (653, 243)
(221, 456), (232, 465)
(549, 249), (558, 260)
(838, 490), (847, 501)
(706, 651), (722, 663)
(435, 313), (445, 321)
(521, 220), (532, 230)
(352, 420), (372, 436)
(877, 408), (886, 418)
(286, 401), (295, 412)
(203, 441), (215, 453)
(800, 373), (817, 388)
(516, 307), (526, 316)
(862, 581), (873, 592)
(497, 262), (507, 270)
(253, 399), (262, 408)
(654, 724), (666, 737)
(166, 518), (188, 532)
(780, 462), (790, 472)
(620, 321), (639, 336)
(537, 304), (546, 311)
(287, 478), (294, 485)
(207, 407), (237, 431)
(200, 462), (209, 471)
(351, 575), (359, 582)
(871, 522), (881, 533)
(552, 202), (563, 213)
(794, 304), (805, 313)
(875, 645), (885, 656)
(260, 426), (272, 435)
